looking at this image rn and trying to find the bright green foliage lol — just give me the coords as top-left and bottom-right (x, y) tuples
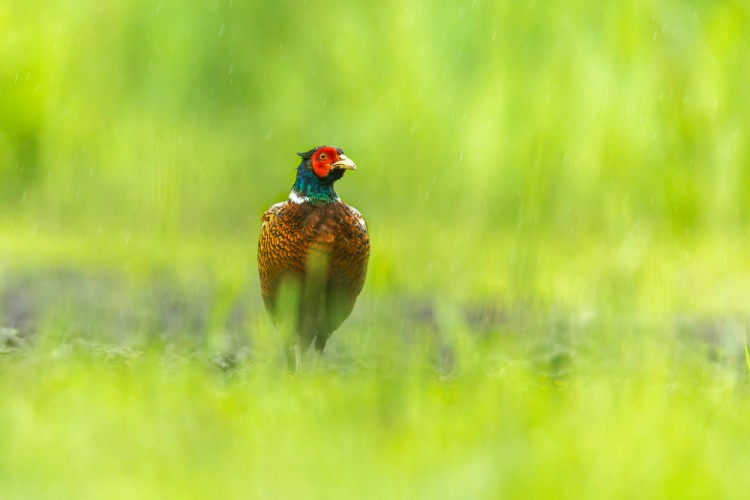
(1, 0), (750, 498)
(1, 0), (749, 239)
(0, 330), (749, 499)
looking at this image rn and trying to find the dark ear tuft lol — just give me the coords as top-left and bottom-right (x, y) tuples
(297, 146), (322, 160)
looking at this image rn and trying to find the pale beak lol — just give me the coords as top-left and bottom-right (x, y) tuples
(332, 155), (357, 171)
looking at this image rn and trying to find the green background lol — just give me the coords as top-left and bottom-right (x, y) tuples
(1, 1), (750, 498)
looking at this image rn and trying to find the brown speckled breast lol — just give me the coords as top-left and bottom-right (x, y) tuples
(257, 199), (369, 348)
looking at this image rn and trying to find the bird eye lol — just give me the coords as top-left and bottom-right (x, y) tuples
(319, 153), (327, 160)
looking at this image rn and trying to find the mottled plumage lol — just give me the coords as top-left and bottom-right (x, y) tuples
(258, 146), (369, 370)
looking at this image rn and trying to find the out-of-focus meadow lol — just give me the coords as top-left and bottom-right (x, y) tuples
(1, 0), (750, 498)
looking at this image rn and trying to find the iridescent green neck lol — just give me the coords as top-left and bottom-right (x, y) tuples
(291, 167), (339, 203)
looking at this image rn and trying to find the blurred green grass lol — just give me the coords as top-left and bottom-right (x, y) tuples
(1, 333), (749, 499)
(2, 0), (749, 239)
(2, 0), (750, 498)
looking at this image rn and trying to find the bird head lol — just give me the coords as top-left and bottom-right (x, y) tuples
(297, 145), (357, 183)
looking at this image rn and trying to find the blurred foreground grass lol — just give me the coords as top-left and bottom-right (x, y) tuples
(1, 322), (749, 499)
(2, 0), (750, 498)
(1, 229), (750, 499)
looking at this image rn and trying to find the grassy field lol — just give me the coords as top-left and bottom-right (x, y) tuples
(2, 0), (750, 498)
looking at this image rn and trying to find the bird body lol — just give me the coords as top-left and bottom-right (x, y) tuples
(258, 146), (369, 370)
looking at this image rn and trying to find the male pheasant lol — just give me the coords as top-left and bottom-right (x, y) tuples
(258, 146), (369, 370)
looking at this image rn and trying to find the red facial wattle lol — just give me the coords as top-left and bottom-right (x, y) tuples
(311, 159), (330, 177)
(311, 147), (339, 178)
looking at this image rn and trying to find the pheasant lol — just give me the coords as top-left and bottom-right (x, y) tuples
(257, 146), (369, 371)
